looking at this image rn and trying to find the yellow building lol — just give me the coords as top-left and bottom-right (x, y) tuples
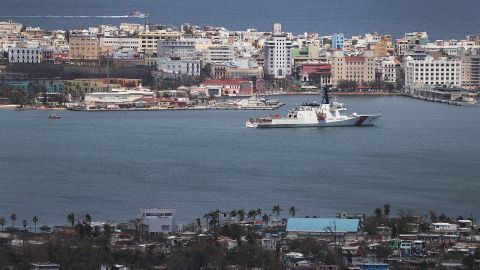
(139, 30), (182, 55)
(69, 35), (100, 66)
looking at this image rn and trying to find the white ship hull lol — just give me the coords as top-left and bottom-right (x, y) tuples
(246, 87), (382, 129)
(246, 114), (381, 128)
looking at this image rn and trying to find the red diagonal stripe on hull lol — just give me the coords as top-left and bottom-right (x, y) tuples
(355, 116), (367, 126)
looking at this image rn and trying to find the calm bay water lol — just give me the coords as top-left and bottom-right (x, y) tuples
(0, 96), (479, 225)
(0, 0), (479, 39)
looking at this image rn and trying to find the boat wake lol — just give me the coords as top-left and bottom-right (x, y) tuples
(0, 15), (130, 18)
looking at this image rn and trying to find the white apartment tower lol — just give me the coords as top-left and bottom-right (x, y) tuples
(264, 23), (292, 79)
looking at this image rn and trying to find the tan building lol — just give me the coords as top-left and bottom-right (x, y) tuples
(373, 35), (393, 58)
(461, 49), (480, 90)
(226, 67), (263, 79)
(0, 20), (22, 34)
(64, 78), (142, 100)
(330, 50), (375, 85)
(139, 30), (182, 55)
(69, 35), (100, 66)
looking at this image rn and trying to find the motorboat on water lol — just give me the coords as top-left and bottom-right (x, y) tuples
(128, 11), (149, 18)
(48, 114), (61, 119)
(234, 96), (283, 109)
(245, 86), (381, 128)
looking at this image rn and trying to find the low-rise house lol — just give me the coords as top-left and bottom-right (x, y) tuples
(218, 236), (238, 250)
(376, 226), (392, 241)
(261, 237), (277, 251)
(432, 222), (458, 233)
(286, 218), (362, 242)
(202, 79), (255, 96)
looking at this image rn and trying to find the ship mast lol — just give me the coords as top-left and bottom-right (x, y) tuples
(322, 84), (332, 105)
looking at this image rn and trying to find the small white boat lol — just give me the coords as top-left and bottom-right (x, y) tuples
(128, 11), (149, 18)
(246, 86), (381, 128)
(48, 114), (61, 119)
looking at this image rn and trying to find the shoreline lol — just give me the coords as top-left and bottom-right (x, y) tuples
(0, 105), (66, 110)
(0, 92), (402, 111)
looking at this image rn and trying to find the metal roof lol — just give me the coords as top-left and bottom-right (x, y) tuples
(286, 218), (360, 233)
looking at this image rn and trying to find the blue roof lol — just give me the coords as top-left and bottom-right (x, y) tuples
(286, 218), (360, 232)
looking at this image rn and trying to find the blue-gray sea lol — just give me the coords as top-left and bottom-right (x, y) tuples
(0, 0), (479, 39)
(0, 96), (479, 225)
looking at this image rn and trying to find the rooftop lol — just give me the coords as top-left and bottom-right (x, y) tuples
(286, 218), (360, 233)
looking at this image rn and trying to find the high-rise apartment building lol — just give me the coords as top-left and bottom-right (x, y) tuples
(264, 23), (292, 79)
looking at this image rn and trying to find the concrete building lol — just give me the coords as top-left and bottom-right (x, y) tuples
(9, 45), (42, 63)
(68, 34), (100, 66)
(157, 38), (197, 59)
(404, 46), (428, 61)
(0, 20), (22, 34)
(405, 32), (429, 46)
(157, 58), (201, 76)
(332, 33), (345, 50)
(140, 208), (176, 234)
(330, 50), (375, 85)
(461, 48), (480, 89)
(373, 35), (392, 58)
(157, 38), (201, 76)
(99, 37), (141, 54)
(394, 39), (410, 56)
(139, 29), (182, 55)
(405, 54), (462, 88)
(202, 79), (255, 96)
(431, 222), (458, 233)
(264, 23), (292, 79)
(291, 44), (320, 65)
(226, 67), (263, 79)
(201, 45), (234, 66)
(380, 57), (398, 83)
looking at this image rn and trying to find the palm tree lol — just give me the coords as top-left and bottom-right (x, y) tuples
(256, 209), (262, 218)
(0, 217), (5, 231)
(10, 214), (16, 229)
(237, 209), (246, 222)
(67, 212), (75, 227)
(22, 220), (28, 231)
(203, 210), (220, 229)
(374, 208), (383, 220)
(262, 213), (269, 225)
(39, 225), (51, 233)
(247, 210), (256, 221)
(84, 214), (92, 224)
(289, 206), (297, 217)
(272, 204), (282, 220)
(383, 204), (391, 218)
(32, 216), (38, 233)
